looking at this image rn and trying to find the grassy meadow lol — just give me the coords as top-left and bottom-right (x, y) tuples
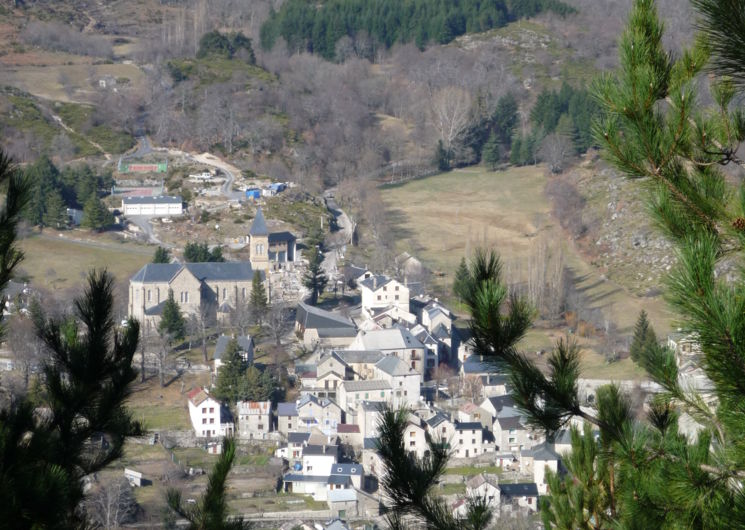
(381, 165), (674, 380)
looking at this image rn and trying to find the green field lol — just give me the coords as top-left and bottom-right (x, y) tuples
(381, 165), (674, 379)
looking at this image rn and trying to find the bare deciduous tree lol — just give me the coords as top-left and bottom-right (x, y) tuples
(430, 363), (455, 402)
(8, 315), (43, 392)
(539, 132), (574, 174)
(463, 374), (484, 403)
(84, 477), (138, 529)
(429, 86), (473, 155)
(266, 302), (293, 347)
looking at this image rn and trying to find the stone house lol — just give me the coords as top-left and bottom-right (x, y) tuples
(236, 400), (272, 440)
(277, 402), (299, 436)
(335, 350), (383, 380)
(520, 442), (562, 494)
(296, 394), (344, 435)
(338, 379), (392, 413)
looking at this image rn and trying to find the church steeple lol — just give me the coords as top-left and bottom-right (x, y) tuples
(249, 207), (269, 237)
(249, 207), (269, 271)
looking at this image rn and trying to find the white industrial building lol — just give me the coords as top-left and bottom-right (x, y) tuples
(121, 195), (183, 216)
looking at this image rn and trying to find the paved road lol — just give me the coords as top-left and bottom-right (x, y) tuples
(126, 215), (164, 246)
(321, 191), (354, 284)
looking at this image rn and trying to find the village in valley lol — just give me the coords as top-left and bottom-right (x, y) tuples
(22, 144), (691, 529)
(0, 0), (727, 528)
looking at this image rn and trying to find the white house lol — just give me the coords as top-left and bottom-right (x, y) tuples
(425, 411), (456, 447)
(121, 195), (183, 216)
(373, 355), (421, 407)
(302, 444), (339, 477)
(359, 275), (410, 314)
(236, 400), (272, 440)
(356, 400), (385, 440)
(520, 442), (562, 494)
(403, 418), (429, 459)
(466, 474), (500, 511)
(453, 422), (484, 458)
(187, 387), (234, 438)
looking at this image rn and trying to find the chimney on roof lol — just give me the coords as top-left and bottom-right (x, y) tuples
(323, 444), (327, 453)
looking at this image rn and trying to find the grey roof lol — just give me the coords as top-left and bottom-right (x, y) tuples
(497, 406), (522, 419)
(325, 519), (352, 530)
(484, 395), (515, 413)
(355, 326), (424, 351)
(330, 463), (364, 476)
(185, 262), (257, 281)
(358, 274), (394, 291)
(144, 300), (167, 316)
(455, 422), (482, 431)
(302, 444), (339, 456)
(249, 207), (268, 236)
(283, 473), (328, 483)
(359, 400), (385, 412)
(214, 335), (253, 360)
(327, 475), (351, 486)
(432, 323), (450, 340)
(130, 263), (182, 283)
(481, 374), (509, 386)
(288, 432), (310, 444)
(336, 350), (384, 364)
(317, 327), (358, 338)
(319, 351), (348, 368)
(342, 379), (391, 392)
(496, 416), (523, 431)
(269, 231), (296, 243)
(131, 262), (258, 283)
(463, 355), (494, 374)
(426, 412), (451, 429)
(122, 195), (181, 205)
(375, 355), (414, 377)
(363, 437), (378, 449)
(552, 429), (573, 445)
(344, 264), (369, 281)
(499, 482), (539, 498)
(412, 327), (438, 346)
(296, 302), (356, 331)
(277, 402), (298, 417)
(523, 442), (561, 461)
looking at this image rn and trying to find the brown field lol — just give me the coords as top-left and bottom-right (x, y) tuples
(17, 230), (151, 290)
(2, 62), (146, 103)
(381, 165), (674, 380)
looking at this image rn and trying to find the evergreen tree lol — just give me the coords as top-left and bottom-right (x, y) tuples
(166, 437), (251, 530)
(481, 132), (501, 170)
(159, 289), (186, 341)
(213, 338), (244, 403)
(0, 270), (141, 528)
(303, 246), (327, 306)
(629, 309), (657, 363)
(434, 140), (451, 171)
(452, 257), (469, 304)
(153, 246), (171, 264)
(492, 92), (519, 145)
(184, 242), (225, 262)
(42, 189), (67, 229)
(238, 365), (275, 402)
(81, 196), (113, 231)
(24, 155), (58, 226)
(249, 273), (268, 326)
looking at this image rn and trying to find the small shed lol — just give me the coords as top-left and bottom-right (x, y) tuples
(246, 188), (261, 201)
(124, 468), (144, 487)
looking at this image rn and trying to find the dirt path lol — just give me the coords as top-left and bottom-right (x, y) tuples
(49, 112), (112, 160)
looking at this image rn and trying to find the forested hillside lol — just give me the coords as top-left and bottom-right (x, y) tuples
(260, 0), (574, 59)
